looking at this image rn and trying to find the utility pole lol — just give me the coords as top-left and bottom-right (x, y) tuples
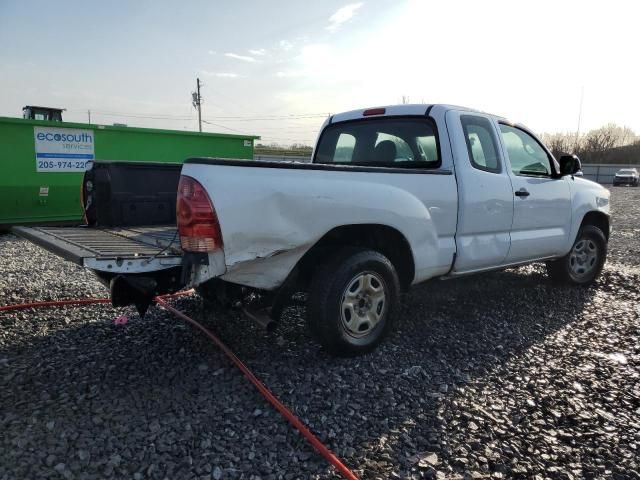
(192, 78), (202, 132)
(87, 109), (91, 124)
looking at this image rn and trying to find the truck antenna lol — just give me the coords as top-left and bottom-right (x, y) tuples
(574, 86), (584, 150)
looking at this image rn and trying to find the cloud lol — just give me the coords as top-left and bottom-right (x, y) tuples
(224, 52), (256, 62)
(279, 40), (293, 51)
(276, 70), (306, 78)
(208, 50), (217, 55)
(274, 44), (332, 79)
(248, 48), (267, 56)
(200, 71), (241, 78)
(327, 2), (364, 32)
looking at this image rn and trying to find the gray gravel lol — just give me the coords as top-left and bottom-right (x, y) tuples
(1, 186), (639, 480)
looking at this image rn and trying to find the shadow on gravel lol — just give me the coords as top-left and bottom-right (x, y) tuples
(0, 264), (605, 479)
(190, 264), (603, 478)
(351, 266), (600, 477)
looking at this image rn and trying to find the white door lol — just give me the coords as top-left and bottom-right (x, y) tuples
(446, 111), (514, 272)
(496, 123), (572, 262)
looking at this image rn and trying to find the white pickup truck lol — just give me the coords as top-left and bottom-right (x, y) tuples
(15, 104), (611, 355)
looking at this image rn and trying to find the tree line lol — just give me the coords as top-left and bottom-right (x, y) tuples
(540, 124), (639, 164)
(255, 143), (313, 157)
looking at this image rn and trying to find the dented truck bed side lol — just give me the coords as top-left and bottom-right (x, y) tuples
(181, 162), (458, 290)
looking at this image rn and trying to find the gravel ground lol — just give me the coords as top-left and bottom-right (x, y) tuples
(1, 187), (639, 480)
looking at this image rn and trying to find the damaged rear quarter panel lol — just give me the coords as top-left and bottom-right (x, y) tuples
(180, 163), (457, 290)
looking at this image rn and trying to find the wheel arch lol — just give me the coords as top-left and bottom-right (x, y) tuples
(290, 224), (415, 291)
(580, 211), (610, 240)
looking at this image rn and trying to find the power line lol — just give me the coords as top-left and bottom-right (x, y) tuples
(202, 122), (315, 144)
(75, 109), (327, 121)
(204, 113), (328, 119)
(201, 120), (252, 135)
(250, 125), (322, 131)
(80, 111), (195, 120)
(258, 135), (315, 143)
(201, 116), (326, 122)
(67, 106), (324, 144)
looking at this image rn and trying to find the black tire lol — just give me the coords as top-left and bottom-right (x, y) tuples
(546, 225), (607, 285)
(307, 248), (400, 356)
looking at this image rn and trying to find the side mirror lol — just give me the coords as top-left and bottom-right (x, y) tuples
(559, 154), (582, 176)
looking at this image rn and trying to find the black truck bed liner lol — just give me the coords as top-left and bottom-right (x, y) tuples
(13, 161), (185, 276)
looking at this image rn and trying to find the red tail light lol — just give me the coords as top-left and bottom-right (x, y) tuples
(176, 175), (223, 252)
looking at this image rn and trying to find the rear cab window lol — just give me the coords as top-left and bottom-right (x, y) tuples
(314, 117), (440, 168)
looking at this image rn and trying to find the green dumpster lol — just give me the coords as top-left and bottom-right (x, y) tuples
(0, 117), (258, 228)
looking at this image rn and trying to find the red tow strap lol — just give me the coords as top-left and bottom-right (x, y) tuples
(1, 293), (360, 480)
(0, 297), (111, 312)
(154, 296), (360, 480)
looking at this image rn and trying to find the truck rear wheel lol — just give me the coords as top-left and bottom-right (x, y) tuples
(307, 248), (400, 356)
(546, 225), (607, 285)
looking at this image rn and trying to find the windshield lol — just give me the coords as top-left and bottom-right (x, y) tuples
(314, 117), (440, 168)
(619, 169), (636, 174)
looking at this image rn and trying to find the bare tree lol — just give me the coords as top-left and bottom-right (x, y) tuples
(541, 123), (637, 163)
(540, 132), (576, 157)
(577, 124), (633, 162)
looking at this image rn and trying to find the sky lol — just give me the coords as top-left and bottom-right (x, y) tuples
(1, 0), (638, 146)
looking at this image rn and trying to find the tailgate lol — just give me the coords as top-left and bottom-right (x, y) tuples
(12, 225), (182, 273)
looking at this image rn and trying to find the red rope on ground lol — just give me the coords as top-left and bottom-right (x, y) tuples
(0, 290), (195, 313)
(0, 290), (359, 479)
(154, 297), (360, 480)
(0, 297), (111, 312)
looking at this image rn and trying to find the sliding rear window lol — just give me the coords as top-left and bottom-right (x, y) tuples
(314, 117), (440, 168)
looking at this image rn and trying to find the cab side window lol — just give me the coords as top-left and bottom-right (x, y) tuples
(461, 115), (501, 173)
(499, 124), (553, 176)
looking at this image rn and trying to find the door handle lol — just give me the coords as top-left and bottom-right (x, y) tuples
(515, 188), (530, 197)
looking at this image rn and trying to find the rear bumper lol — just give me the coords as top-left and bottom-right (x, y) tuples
(181, 249), (227, 287)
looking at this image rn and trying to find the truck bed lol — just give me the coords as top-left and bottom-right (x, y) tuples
(12, 225), (182, 273)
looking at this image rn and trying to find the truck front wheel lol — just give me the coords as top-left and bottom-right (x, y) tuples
(546, 225), (607, 285)
(307, 248), (400, 356)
